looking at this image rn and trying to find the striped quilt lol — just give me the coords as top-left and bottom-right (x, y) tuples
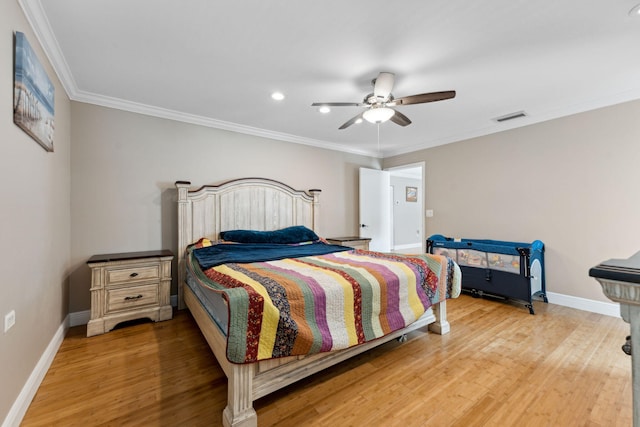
(187, 242), (461, 364)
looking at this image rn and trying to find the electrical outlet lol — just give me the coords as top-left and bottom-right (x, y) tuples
(4, 310), (15, 333)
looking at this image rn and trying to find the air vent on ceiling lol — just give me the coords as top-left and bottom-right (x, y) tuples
(493, 111), (528, 123)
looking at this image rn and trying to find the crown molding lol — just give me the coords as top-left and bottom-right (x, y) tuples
(20, 0), (640, 160)
(17, 0), (381, 159)
(384, 87), (640, 158)
(18, 0), (79, 99)
(72, 89), (379, 157)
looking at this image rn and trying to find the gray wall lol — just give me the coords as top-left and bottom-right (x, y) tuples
(69, 103), (379, 312)
(391, 176), (422, 247)
(385, 99), (640, 303)
(5, 0), (640, 420)
(0, 1), (71, 420)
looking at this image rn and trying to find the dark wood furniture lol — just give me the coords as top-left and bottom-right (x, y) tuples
(325, 236), (371, 250)
(590, 250), (640, 426)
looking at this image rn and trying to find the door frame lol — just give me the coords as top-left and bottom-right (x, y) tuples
(385, 161), (426, 253)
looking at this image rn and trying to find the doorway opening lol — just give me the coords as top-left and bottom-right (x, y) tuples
(359, 162), (425, 254)
(387, 163), (425, 254)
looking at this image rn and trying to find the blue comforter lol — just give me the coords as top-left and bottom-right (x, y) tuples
(192, 241), (351, 269)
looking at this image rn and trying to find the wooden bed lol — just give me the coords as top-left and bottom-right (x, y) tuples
(175, 178), (452, 427)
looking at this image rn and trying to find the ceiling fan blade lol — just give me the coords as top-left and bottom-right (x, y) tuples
(390, 109), (411, 127)
(393, 90), (456, 106)
(373, 72), (395, 100)
(339, 113), (364, 130)
(311, 102), (363, 107)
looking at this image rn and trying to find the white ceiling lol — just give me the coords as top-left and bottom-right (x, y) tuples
(20, 0), (640, 157)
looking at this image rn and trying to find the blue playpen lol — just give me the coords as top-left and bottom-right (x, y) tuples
(427, 235), (547, 314)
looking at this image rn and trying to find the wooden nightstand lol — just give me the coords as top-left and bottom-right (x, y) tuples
(87, 250), (173, 337)
(326, 236), (371, 251)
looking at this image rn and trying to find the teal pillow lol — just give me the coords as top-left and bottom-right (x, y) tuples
(220, 226), (319, 244)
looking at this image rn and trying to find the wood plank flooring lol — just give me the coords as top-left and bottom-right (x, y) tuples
(21, 295), (632, 426)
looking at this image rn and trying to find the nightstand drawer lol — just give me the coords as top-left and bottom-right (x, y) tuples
(106, 265), (160, 285)
(107, 284), (159, 312)
(87, 250), (173, 337)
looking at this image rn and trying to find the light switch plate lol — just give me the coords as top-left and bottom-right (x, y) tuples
(4, 310), (15, 333)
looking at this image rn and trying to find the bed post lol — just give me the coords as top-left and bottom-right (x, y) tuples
(223, 365), (257, 427)
(309, 189), (321, 233)
(175, 181), (192, 310)
(428, 300), (450, 335)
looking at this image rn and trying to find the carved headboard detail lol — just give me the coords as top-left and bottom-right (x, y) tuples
(175, 178), (321, 309)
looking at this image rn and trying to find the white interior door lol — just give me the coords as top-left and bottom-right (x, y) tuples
(359, 167), (391, 252)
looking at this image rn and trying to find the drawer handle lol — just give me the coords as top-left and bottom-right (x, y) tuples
(129, 272), (139, 278)
(124, 294), (143, 301)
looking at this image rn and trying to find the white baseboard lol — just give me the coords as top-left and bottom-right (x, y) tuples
(3, 294), (180, 426)
(2, 316), (69, 427)
(545, 291), (620, 318)
(4, 291), (618, 427)
(66, 294), (619, 324)
(393, 243), (422, 251)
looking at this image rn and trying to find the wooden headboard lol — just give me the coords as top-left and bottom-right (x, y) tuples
(175, 178), (321, 309)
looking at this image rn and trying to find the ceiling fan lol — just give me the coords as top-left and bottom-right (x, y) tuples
(312, 72), (456, 130)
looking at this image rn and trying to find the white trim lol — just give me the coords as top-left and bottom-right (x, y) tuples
(3, 296), (179, 426)
(546, 291), (620, 318)
(385, 161), (427, 253)
(2, 316), (69, 427)
(65, 294), (622, 324)
(393, 243), (422, 251)
(0, 290), (621, 427)
(17, 0), (78, 98)
(17, 0), (380, 159)
(70, 91), (380, 158)
(18, 0), (640, 160)
(378, 88), (640, 157)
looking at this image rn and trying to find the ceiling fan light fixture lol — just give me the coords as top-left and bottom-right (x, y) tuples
(363, 107), (395, 124)
(311, 71), (455, 130)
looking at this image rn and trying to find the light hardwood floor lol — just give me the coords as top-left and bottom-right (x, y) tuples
(21, 295), (632, 426)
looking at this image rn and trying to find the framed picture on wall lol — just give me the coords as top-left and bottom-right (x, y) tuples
(406, 186), (417, 202)
(13, 31), (55, 152)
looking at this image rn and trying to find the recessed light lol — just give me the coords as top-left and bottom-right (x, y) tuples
(630, 3), (640, 16)
(355, 118), (363, 124)
(319, 106), (331, 114)
(271, 92), (285, 101)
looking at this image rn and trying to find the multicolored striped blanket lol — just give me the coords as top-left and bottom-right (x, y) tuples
(187, 241), (461, 364)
